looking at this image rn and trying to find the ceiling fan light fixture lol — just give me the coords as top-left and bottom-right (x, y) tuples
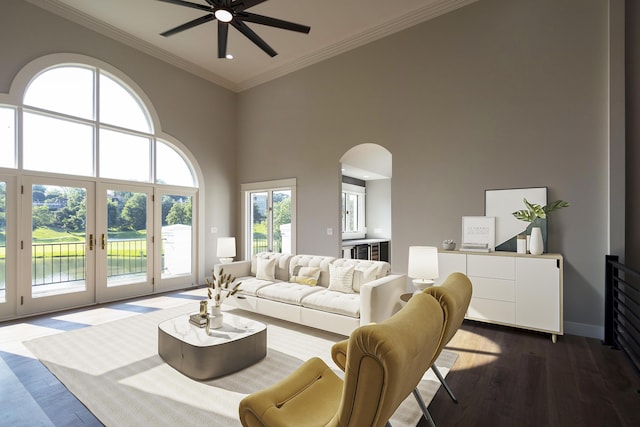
(214, 8), (233, 23)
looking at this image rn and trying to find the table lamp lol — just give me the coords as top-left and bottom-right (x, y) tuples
(217, 237), (236, 264)
(408, 246), (439, 292)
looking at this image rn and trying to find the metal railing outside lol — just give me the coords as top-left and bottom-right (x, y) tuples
(31, 239), (147, 287)
(604, 255), (640, 376)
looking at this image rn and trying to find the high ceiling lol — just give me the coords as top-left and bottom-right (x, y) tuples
(25, 0), (476, 92)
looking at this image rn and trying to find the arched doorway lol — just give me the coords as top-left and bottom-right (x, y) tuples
(339, 144), (392, 262)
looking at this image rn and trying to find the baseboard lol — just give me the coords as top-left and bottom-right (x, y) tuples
(563, 321), (604, 340)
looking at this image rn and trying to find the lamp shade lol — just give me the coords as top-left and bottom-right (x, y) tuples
(407, 246), (439, 282)
(217, 237), (236, 258)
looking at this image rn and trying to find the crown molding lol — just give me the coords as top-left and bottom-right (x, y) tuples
(24, 0), (477, 93)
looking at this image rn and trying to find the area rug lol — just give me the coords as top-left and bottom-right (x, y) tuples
(24, 304), (457, 426)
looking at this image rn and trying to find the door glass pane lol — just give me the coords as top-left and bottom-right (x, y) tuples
(0, 181), (6, 303)
(99, 129), (150, 182)
(99, 72), (152, 133)
(272, 190), (291, 253)
(0, 107), (16, 169)
(32, 184), (87, 297)
(161, 195), (192, 277)
(106, 190), (148, 287)
(24, 66), (94, 120)
(250, 192), (268, 255)
(346, 194), (358, 232)
(23, 113), (94, 176)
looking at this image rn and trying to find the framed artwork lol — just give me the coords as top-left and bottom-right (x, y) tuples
(461, 216), (496, 251)
(485, 187), (548, 252)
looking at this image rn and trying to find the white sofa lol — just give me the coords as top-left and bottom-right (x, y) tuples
(215, 252), (407, 336)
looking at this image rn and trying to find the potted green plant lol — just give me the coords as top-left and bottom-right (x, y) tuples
(512, 198), (569, 255)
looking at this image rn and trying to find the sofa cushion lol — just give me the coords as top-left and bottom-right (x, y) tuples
(251, 252), (293, 281)
(301, 290), (361, 318)
(236, 277), (278, 296)
(330, 259), (391, 292)
(256, 256), (276, 280)
(257, 282), (324, 305)
(291, 266), (321, 286)
(289, 255), (335, 287)
(328, 264), (355, 293)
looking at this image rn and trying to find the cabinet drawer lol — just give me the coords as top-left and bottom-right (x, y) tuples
(469, 276), (515, 302)
(467, 297), (515, 324)
(467, 255), (515, 280)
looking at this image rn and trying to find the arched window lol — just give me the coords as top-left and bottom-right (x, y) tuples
(20, 64), (195, 186)
(0, 56), (202, 320)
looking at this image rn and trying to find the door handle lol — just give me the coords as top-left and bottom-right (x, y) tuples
(89, 234), (94, 251)
(101, 234), (106, 250)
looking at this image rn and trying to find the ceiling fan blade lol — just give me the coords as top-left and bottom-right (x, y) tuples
(233, 0), (269, 12)
(157, 0), (212, 13)
(237, 12), (310, 33)
(161, 14), (216, 37)
(231, 20), (277, 57)
(218, 22), (229, 58)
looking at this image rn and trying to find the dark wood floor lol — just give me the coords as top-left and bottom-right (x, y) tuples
(422, 321), (640, 427)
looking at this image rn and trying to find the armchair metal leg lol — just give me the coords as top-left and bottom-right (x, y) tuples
(432, 363), (458, 403)
(412, 388), (436, 427)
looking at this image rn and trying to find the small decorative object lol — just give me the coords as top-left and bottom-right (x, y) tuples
(205, 267), (242, 330)
(517, 234), (527, 254)
(512, 198), (569, 255)
(442, 239), (456, 251)
(199, 300), (208, 317)
(205, 306), (224, 334)
(461, 216), (496, 252)
(529, 227), (544, 256)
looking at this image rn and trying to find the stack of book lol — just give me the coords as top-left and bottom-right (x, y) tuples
(189, 312), (207, 327)
(460, 243), (491, 252)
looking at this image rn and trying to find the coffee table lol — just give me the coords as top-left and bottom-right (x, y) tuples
(158, 312), (267, 380)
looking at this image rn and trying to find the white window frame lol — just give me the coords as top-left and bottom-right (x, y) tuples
(241, 178), (296, 259)
(342, 183), (366, 240)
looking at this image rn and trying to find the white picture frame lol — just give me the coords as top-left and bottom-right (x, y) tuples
(461, 216), (496, 250)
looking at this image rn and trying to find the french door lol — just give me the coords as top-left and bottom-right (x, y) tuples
(96, 184), (153, 302)
(0, 175), (16, 318)
(8, 178), (196, 317)
(18, 177), (95, 315)
(155, 189), (196, 292)
(242, 179), (296, 258)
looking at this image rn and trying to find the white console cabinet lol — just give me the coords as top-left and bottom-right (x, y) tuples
(436, 251), (563, 342)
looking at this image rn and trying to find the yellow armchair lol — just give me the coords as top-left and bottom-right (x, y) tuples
(238, 291), (446, 427)
(422, 272), (473, 403)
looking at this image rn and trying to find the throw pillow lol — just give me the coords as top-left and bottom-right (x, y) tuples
(291, 266), (321, 286)
(256, 256), (276, 281)
(328, 264), (355, 293)
(352, 265), (378, 292)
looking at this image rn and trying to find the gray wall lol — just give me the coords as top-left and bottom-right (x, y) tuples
(1, 0), (627, 337)
(0, 0), (237, 280)
(627, 0), (640, 269)
(237, 0), (614, 337)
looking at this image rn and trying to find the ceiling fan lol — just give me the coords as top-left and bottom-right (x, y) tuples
(158, 0), (311, 58)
